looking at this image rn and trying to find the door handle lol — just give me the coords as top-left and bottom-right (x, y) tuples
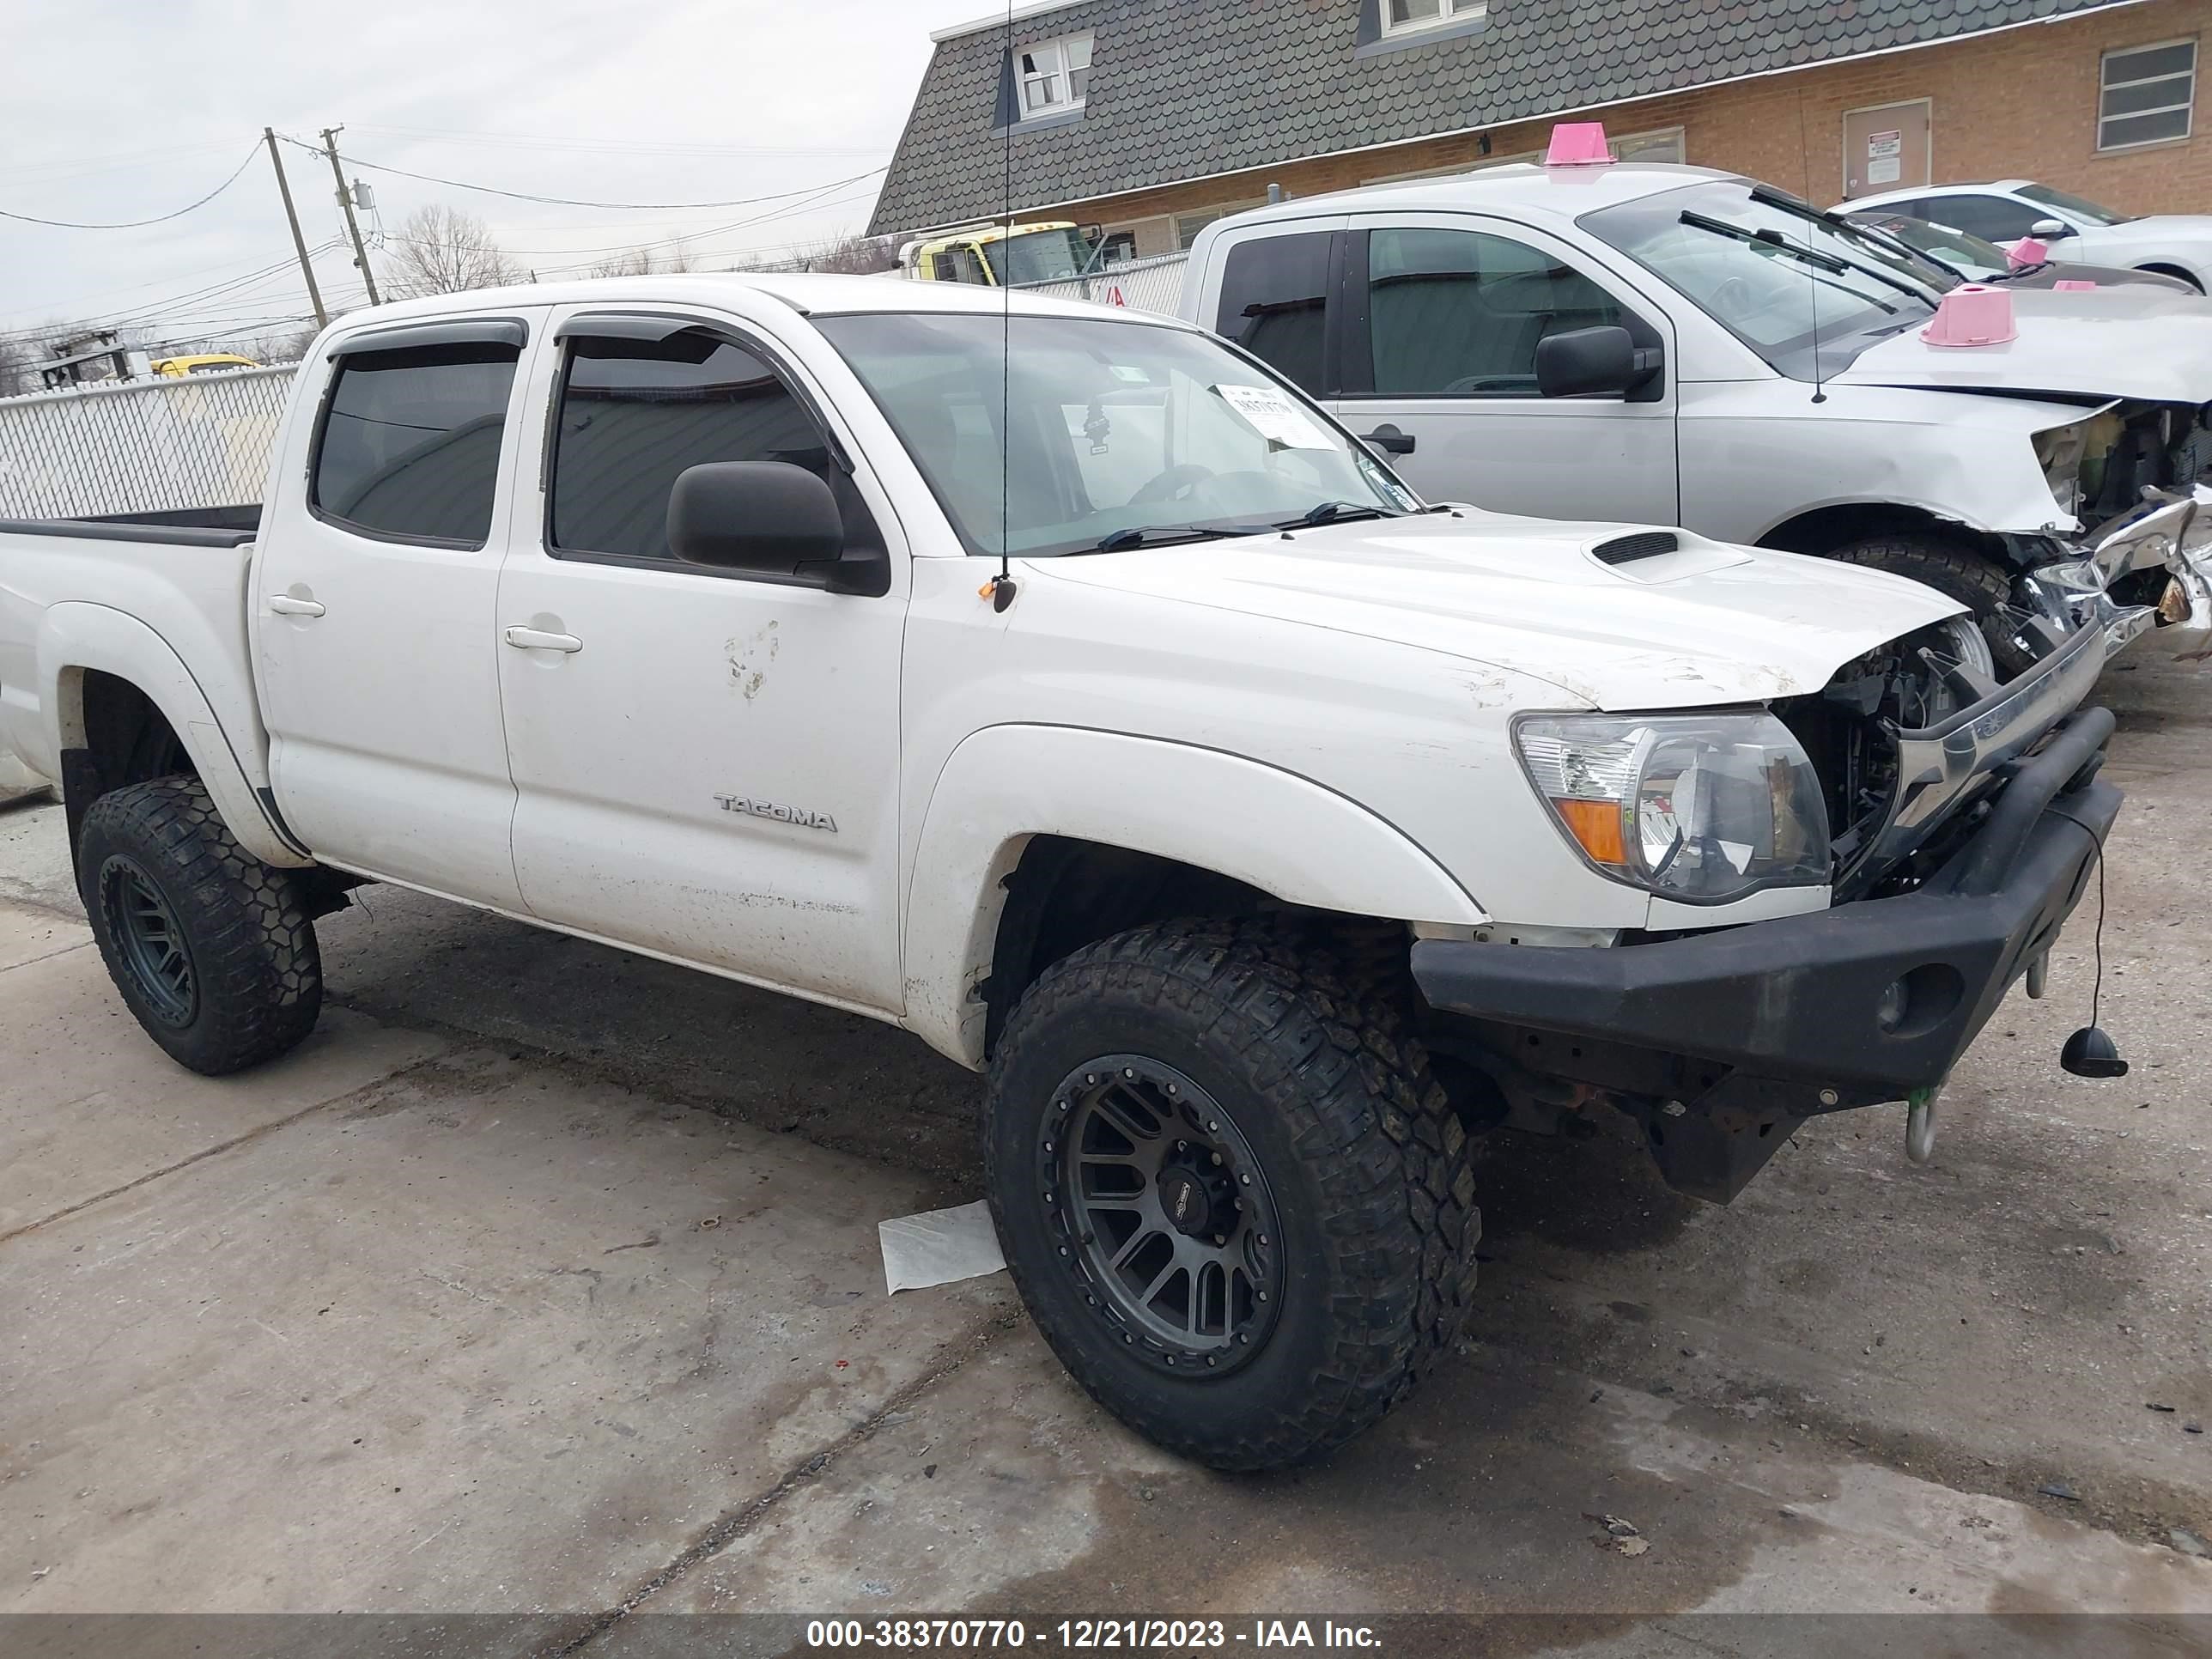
(503, 626), (583, 653)
(1361, 424), (1416, 455)
(267, 595), (325, 617)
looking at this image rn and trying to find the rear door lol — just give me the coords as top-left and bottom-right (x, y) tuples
(490, 303), (908, 1013)
(1326, 216), (1678, 526)
(253, 313), (544, 906)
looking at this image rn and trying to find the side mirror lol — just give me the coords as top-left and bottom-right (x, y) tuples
(667, 460), (884, 593)
(1535, 325), (1663, 399)
(2030, 217), (2075, 240)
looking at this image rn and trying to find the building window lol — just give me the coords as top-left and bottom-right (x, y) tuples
(1381, 0), (1486, 39)
(1016, 33), (1092, 117)
(1176, 201), (1267, 249)
(2099, 39), (2196, 151)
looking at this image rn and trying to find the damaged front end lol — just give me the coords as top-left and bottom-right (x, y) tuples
(2025, 402), (2212, 659)
(1412, 621), (2118, 1203)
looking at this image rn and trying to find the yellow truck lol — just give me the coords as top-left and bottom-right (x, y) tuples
(150, 354), (261, 378)
(898, 221), (1094, 285)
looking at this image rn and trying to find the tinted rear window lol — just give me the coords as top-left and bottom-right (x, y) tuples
(312, 343), (518, 544)
(1214, 232), (1332, 394)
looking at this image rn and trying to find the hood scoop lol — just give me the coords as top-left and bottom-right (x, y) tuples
(1590, 530), (1680, 565)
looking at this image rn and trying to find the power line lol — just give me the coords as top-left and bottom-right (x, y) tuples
(0, 144), (259, 228)
(0, 246), (344, 343)
(351, 122), (884, 160)
(275, 134), (882, 211)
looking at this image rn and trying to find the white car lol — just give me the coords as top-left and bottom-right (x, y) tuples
(1180, 161), (2212, 669)
(0, 275), (2123, 1469)
(1843, 179), (2212, 293)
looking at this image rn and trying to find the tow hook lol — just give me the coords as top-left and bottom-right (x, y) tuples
(1905, 1084), (1942, 1166)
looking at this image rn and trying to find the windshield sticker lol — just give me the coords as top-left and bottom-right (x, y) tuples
(1212, 383), (1334, 449)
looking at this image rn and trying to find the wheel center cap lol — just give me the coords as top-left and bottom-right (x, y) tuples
(1158, 1166), (1213, 1237)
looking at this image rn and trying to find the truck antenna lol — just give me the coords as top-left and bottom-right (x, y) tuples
(1797, 99), (1826, 405)
(987, 0), (1019, 612)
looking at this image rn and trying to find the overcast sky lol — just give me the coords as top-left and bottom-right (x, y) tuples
(1, 0), (1000, 348)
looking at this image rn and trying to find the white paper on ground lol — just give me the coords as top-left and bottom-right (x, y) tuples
(879, 1199), (1008, 1295)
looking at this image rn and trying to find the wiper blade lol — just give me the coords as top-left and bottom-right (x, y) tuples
(1679, 209), (1936, 309)
(1087, 523), (1268, 553)
(1680, 210), (1850, 272)
(1279, 501), (1397, 529)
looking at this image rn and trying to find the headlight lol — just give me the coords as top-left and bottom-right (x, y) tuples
(1514, 712), (1831, 903)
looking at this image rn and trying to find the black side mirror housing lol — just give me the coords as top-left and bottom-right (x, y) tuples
(666, 460), (888, 594)
(1535, 325), (1664, 399)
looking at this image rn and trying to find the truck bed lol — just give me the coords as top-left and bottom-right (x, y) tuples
(0, 514), (263, 787)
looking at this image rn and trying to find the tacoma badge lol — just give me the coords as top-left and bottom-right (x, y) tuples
(714, 794), (837, 833)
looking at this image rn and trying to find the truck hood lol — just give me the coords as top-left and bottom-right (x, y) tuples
(1831, 284), (2212, 404)
(1027, 512), (1965, 711)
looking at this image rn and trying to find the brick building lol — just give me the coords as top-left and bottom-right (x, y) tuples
(869, 0), (2207, 257)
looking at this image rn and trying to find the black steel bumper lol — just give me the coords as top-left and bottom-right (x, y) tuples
(1414, 706), (2121, 1124)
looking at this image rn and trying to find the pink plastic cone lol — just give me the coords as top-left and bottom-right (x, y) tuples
(2007, 236), (2050, 269)
(1921, 283), (2017, 348)
(2053, 278), (2100, 291)
(1545, 123), (1614, 166)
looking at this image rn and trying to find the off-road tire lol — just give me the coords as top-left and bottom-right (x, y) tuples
(984, 920), (1480, 1470)
(76, 775), (323, 1076)
(1828, 533), (2037, 678)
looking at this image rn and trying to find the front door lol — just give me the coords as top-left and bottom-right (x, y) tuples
(1842, 100), (1931, 200)
(254, 315), (543, 908)
(493, 305), (908, 1014)
(1327, 218), (1678, 527)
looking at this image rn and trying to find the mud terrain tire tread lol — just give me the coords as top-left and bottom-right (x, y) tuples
(77, 775), (323, 1076)
(1828, 533), (2036, 678)
(985, 918), (1480, 1470)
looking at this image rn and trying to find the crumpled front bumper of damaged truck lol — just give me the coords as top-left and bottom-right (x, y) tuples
(2024, 483), (2212, 660)
(1411, 625), (2121, 1205)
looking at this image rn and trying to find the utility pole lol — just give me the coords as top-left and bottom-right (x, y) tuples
(264, 127), (327, 327)
(319, 125), (381, 307)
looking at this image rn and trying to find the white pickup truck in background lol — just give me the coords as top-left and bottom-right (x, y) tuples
(1168, 157), (2212, 673)
(0, 275), (2123, 1469)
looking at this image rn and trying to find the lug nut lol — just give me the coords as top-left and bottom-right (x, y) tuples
(1211, 1152), (1223, 1166)
(1123, 1067), (1136, 1079)
(1207, 1120), (1220, 1132)
(1240, 1173), (1251, 1185)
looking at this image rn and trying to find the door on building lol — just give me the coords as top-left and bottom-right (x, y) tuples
(1841, 100), (1931, 201)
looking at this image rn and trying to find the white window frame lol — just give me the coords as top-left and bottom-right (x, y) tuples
(1379, 0), (1487, 39)
(1015, 31), (1092, 118)
(2097, 37), (2197, 152)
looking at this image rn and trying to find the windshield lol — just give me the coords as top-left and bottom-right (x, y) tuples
(1584, 181), (1948, 381)
(2018, 183), (2136, 227)
(1850, 214), (2009, 279)
(984, 228), (1094, 285)
(817, 312), (1418, 559)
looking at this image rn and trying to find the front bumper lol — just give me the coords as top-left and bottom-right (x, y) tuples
(1413, 705), (2121, 1199)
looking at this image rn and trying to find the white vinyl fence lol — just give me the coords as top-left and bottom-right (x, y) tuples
(0, 364), (296, 521)
(1014, 252), (1188, 315)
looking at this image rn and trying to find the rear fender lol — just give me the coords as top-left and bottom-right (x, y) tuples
(39, 603), (310, 868)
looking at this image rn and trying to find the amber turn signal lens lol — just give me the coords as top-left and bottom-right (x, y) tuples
(1553, 797), (1627, 867)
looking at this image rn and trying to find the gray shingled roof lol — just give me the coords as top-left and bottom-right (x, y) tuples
(869, 0), (2135, 234)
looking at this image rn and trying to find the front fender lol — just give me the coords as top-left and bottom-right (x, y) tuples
(902, 724), (1487, 1068)
(38, 602), (310, 868)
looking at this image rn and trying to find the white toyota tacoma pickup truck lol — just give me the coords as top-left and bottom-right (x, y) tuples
(0, 276), (2123, 1469)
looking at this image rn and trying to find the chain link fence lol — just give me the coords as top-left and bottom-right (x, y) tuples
(1013, 252), (1188, 315)
(0, 364), (297, 522)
